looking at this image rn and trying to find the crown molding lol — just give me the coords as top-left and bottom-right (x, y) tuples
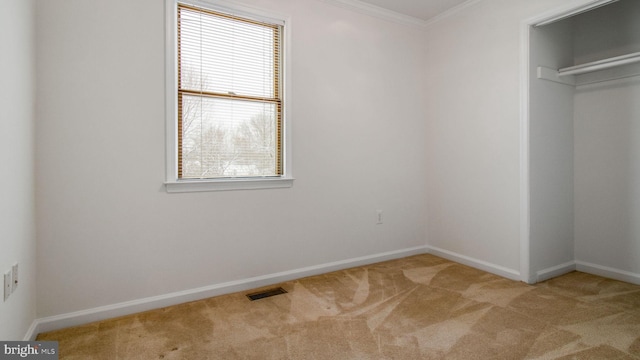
(423, 0), (483, 28)
(319, 0), (484, 30)
(319, 0), (428, 28)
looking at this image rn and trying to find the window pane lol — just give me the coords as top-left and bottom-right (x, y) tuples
(181, 95), (278, 178)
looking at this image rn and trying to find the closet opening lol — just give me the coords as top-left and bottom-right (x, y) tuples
(521, 0), (640, 285)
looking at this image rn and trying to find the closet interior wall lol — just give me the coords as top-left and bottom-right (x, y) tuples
(529, 19), (575, 280)
(530, 0), (640, 283)
(572, 0), (640, 279)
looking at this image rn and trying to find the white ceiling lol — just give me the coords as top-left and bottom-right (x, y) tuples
(355, 0), (470, 22)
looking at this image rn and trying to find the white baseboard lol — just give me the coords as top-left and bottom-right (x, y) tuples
(23, 320), (39, 342)
(425, 245), (521, 281)
(535, 260), (640, 285)
(536, 261), (576, 283)
(576, 261), (640, 286)
(25, 245), (428, 340)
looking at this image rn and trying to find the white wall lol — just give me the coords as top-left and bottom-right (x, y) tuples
(35, 0), (428, 319)
(0, 0), (37, 340)
(423, 0), (583, 277)
(574, 79), (640, 275)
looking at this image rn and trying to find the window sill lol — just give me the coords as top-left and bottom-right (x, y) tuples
(165, 177), (294, 193)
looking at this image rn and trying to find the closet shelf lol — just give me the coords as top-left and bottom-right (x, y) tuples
(558, 52), (640, 76)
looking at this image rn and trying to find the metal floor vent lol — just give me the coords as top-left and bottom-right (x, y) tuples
(246, 287), (287, 301)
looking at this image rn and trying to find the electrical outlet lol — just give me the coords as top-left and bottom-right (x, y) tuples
(11, 263), (18, 292)
(376, 210), (383, 225)
(3, 270), (11, 302)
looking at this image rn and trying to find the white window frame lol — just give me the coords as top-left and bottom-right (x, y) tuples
(164, 0), (293, 193)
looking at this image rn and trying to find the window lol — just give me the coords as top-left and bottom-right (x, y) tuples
(165, 1), (292, 192)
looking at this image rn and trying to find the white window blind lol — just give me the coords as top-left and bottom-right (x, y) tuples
(178, 3), (282, 179)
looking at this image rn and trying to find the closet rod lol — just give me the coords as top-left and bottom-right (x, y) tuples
(558, 52), (640, 76)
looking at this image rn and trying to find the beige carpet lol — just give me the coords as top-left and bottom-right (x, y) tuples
(37, 254), (640, 359)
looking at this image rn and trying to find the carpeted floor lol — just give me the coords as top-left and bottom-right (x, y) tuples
(37, 254), (640, 359)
